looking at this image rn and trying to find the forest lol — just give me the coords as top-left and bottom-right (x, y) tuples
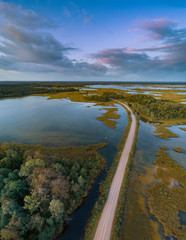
(87, 92), (186, 121)
(0, 142), (106, 240)
(0, 85), (79, 99)
(125, 94), (186, 121)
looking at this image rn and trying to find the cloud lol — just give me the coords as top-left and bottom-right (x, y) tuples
(0, 1), (106, 76)
(0, 1), (56, 29)
(141, 19), (186, 43)
(68, 2), (92, 24)
(135, 19), (186, 70)
(0, 24), (74, 66)
(63, 7), (71, 18)
(90, 19), (186, 74)
(91, 48), (162, 73)
(0, 1), (185, 81)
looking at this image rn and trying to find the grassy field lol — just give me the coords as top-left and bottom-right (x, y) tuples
(146, 150), (186, 240)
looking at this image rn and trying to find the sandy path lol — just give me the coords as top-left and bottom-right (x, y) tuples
(93, 101), (137, 240)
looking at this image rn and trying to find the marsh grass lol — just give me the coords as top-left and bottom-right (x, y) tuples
(173, 147), (184, 153)
(96, 108), (120, 129)
(153, 124), (178, 140)
(119, 164), (161, 240)
(146, 150), (186, 240)
(180, 127), (186, 131)
(160, 146), (168, 150)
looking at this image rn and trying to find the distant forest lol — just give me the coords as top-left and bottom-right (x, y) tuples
(0, 82), (80, 99)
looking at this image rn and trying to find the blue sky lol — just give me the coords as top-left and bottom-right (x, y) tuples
(0, 0), (186, 81)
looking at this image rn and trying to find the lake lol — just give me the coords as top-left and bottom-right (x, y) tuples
(0, 95), (128, 239)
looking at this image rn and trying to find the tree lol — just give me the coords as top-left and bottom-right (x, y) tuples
(24, 192), (41, 214)
(1, 228), (19, 240)
(2, 179), (28, 199)
(2, 199), (20, 216)
(49, 199), (64, 222)
(29, 167), (69, 201)
(19, 158), (46, 177)
(29, 214), (45, 232)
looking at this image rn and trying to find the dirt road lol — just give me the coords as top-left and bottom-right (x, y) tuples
(93, 101), (137, 240)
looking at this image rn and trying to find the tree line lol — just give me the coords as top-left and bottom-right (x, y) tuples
(87, 92), (186, 121)
(0, 87), (79, 99)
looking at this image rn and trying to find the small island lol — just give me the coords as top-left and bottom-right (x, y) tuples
(173, 147), (184, 153)
(160, 146), (168, 150)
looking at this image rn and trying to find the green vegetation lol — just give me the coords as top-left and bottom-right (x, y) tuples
(119, 165), (161, 240)
(180, 127), (186, 131)
(124, 94), (186, 123)
(96, 91), (186, 124)
(0, 84), (79, 99)
(173, 147), (184, 153)
(96, 108), (120, 129)
(123, 85), (186, 104)
(85, 92), (111, 102)
(146, 150), (186, 240)
(0, 142), (107, 240)
(153, 124), (178, 140)
(84, 106), (133, 240)
(160, 146), (168, 150)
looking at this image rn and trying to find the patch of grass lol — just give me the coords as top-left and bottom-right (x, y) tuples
(119, 165), (161, 240)
(173, 147), (184, 153)
(146, 150), (186, 240)
(96, 107), (120, 129)
(122, 85), (186, 104)
(180, 127), (186, 131)
(160, 146), (168, 150)
(153, 124), (178, 140)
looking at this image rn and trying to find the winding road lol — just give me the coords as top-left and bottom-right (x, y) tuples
(93, 101), (137, 240)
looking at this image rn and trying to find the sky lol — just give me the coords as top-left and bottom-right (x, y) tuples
(0, 0), (186, 82)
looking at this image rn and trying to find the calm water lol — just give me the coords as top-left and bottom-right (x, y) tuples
(0, 95), (128, 239)
(0, 96), (127, 147)
(89, 84), (186, 91)
(89, 84), (186, 95)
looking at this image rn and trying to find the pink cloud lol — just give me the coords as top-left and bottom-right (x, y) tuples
(127, 28), (139, 33)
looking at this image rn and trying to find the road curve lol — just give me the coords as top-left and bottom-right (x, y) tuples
(93, 101), (137, 240)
